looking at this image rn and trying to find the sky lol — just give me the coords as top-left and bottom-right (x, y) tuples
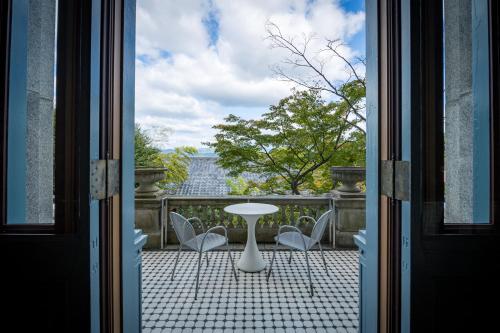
(135, 0), (365, 149)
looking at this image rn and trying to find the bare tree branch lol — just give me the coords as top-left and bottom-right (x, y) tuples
(324, 39), (366, 89)
(265, 21), (367, 125)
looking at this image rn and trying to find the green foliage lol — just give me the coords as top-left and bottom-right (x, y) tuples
(160, 147), (197, 191)
(135, 124), (163, 167)
(135, 124), (197, 191)
(226, 177), (263, 195)
(226, 177), (249, 195)
(206, 89), (365, 194)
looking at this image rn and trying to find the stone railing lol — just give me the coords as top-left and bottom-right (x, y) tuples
(161, 196), (333, 246)
(134, 167), (366, 249)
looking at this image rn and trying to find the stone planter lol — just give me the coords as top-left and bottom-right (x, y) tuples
(135, 168), (167, 198)
(331, 166), (366, 193)
(330, 166), (366, 248)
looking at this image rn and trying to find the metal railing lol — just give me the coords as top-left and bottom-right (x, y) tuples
(160, 195), (334, 247)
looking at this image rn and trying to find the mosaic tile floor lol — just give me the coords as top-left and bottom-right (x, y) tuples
(142, 249), (359, 333)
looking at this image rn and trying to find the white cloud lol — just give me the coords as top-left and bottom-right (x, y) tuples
(136, 0), (365, 148)
(136, 0), (209, 57)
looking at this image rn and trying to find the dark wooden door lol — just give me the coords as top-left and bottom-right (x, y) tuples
(0, 0), (139, 332)
(397, 0), (500, 331)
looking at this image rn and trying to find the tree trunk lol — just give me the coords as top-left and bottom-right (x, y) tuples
(291, 181), (300, 195)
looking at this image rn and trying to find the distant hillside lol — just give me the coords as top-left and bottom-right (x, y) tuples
(162, 148), (217, 157)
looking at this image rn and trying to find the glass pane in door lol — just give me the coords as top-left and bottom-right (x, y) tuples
(7, 0), (58, 224)
(442, 0), (491, 224)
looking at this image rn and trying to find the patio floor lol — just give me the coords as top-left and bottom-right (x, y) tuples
(142, 249), (359, 333)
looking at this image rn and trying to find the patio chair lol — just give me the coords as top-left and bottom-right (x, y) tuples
(169, 212), (238, 299)
(267, 209), (333, 296)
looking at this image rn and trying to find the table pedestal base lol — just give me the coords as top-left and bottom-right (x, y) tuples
(237, 215), (267, 272)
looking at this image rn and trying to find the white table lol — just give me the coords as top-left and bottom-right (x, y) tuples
(224, 203), (279, 272)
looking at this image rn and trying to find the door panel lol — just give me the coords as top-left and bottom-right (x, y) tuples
(0, 0), (140, 332)
(0, 0), (98, 331)
(399, 0), (500, 331)
(363, 0), (381, 330)
(122, 0), (143, 332)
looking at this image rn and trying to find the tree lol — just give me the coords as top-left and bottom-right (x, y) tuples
(206, 90), (364, 194)
(265, 21), (366, 134)
(135, 124), (197, 191)
(161, 147), (197, 191)
(135, 124), (163, 168)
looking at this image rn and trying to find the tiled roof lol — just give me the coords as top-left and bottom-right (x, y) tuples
(174, 157), (261, 196)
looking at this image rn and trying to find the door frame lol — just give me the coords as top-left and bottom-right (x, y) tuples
(378, 0), (403, 331)
(99, 0), (123, 331)
(363, 0), (381, 330)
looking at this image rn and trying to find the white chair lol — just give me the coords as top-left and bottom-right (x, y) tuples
(267, 209), (333, 296)
(170, 212), (238, 299)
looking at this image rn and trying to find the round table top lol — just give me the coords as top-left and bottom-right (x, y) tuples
(224, 203), (279, 216)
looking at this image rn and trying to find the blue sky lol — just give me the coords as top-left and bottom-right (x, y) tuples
(136, 0), (365, 149)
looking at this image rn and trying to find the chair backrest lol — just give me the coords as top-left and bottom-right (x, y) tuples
(310, 209), (333, 243)
(170, 212), (196, 244)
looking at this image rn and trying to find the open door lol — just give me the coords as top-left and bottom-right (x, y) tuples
(374, 0), (500, 332)
(0, 0), (141, 332)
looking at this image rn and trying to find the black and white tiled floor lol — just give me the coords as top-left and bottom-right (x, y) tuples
(142, 249), (359, 333)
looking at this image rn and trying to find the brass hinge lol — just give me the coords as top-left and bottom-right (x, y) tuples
(381, 160), (410, 201)
(90, 159), (120, 200)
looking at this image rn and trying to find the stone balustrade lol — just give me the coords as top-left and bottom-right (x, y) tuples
(163, 195), (333, 246)
(136, 195), (334, 249)
(135, 167), (366, 249)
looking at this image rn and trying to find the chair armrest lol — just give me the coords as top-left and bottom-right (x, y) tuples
(277, 225), (307, 250)
(187, 217), (205, 233)
(200, 226), (228, 252)
(295, 215), (316, 227)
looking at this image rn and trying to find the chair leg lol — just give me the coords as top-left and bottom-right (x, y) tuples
(171, 245), (182, 281)
(205, 252), (209, 266)
(195, 251), (203, 300)
(288, 248), (293, 264)
(318, 242), (328, 273)
(304, 249), (313, 296)
(267, 239), (279, 281)
(226, 241), (238, 282)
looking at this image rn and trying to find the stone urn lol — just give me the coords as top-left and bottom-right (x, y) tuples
(331, 166), (366, 193)
(135, 168), (168, 198)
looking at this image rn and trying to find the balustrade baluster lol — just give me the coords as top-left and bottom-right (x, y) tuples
(210, 205), (216, 226)
(201, 206), (207, 224)
(280, 205), (286, 225)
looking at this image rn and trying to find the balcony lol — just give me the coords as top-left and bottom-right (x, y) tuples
(136, 166), (364, 332)
(141, 249), (359, 332)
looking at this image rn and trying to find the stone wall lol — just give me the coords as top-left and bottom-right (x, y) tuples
(332, 190), (366, 248)
(135, 198), (163, 249)
(26, 0), (56, 223)
(444, 0), (473, 223)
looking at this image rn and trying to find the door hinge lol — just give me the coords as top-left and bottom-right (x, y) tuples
(90, 159), (120, 200)
(381, 160), (410, 201)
